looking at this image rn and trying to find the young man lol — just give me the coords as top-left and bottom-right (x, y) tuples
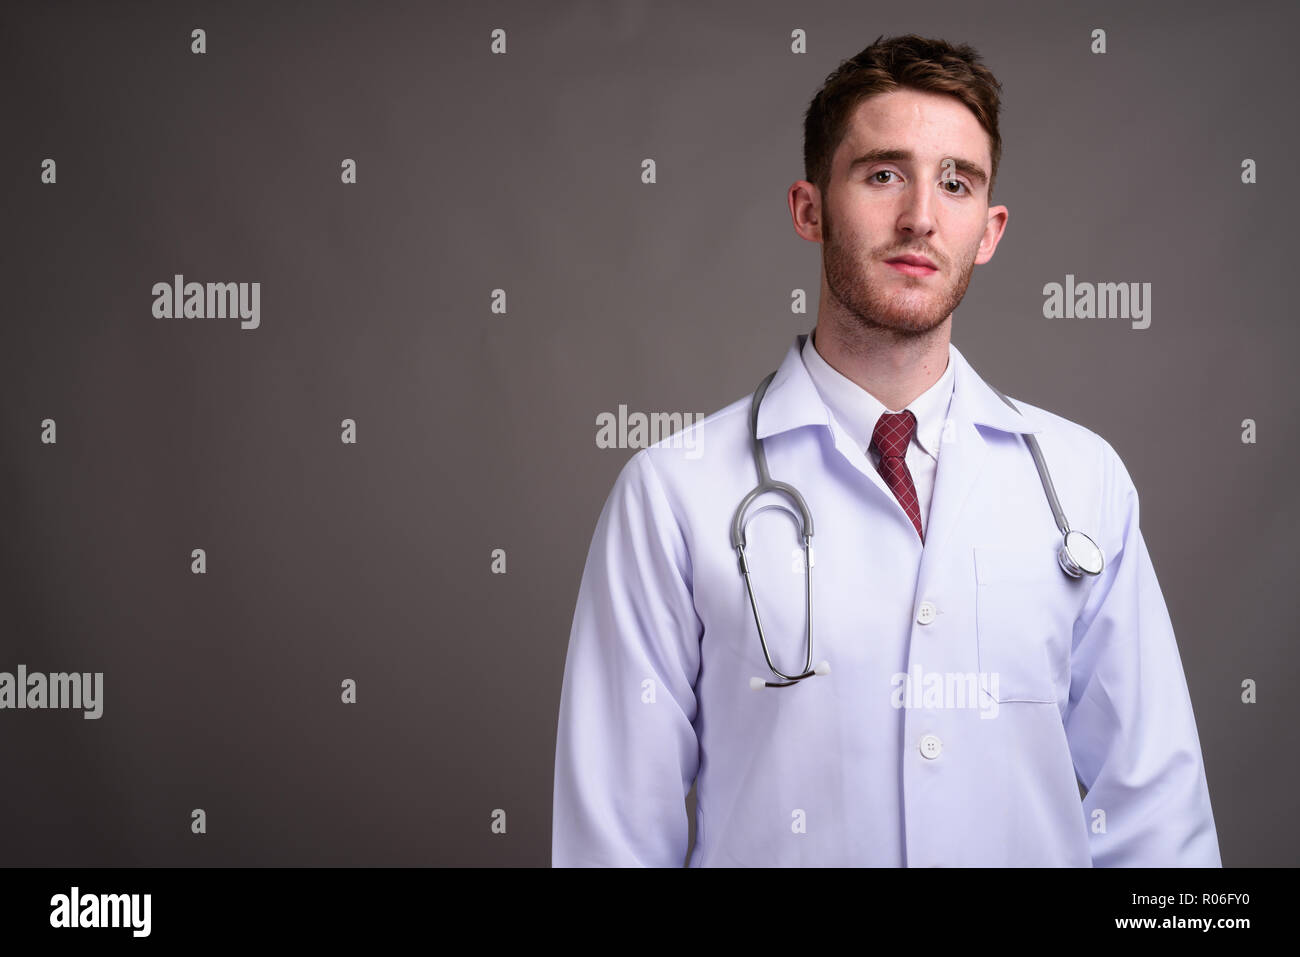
(552, 34), (1221, 867)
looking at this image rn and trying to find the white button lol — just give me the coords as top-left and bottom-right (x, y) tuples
(920, 734), (943, 759)
(916, 601), (936, 625)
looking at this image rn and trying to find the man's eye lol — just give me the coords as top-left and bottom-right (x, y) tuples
(871, 170), (968, 194)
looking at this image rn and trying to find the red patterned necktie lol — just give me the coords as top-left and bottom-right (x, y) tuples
(870, 410), (923, 542)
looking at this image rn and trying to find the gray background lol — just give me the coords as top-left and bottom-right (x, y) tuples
(1, 0), (1295, 866)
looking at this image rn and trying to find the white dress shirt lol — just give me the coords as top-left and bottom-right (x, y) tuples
(801, 329), (955, 538)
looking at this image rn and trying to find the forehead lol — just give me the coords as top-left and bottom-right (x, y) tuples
(834, 88), (990, 172)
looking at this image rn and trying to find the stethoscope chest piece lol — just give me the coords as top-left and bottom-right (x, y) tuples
(1058, 529), (1104, 578)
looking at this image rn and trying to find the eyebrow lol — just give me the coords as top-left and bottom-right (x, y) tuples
(847, 148), (989, 189)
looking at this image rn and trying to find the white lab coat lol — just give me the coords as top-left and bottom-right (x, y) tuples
(552, 333), (1221, 867)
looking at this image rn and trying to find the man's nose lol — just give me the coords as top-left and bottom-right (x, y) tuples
(897, 181), (936, 236)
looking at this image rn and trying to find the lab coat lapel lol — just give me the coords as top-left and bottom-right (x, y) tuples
(915, 343), (1043, 593)
(753, 335), (832, 441)
(917, 356), (987, 566)
(755, 335), (918, 505)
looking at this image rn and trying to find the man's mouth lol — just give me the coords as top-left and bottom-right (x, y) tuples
(885, 254), (938, 277)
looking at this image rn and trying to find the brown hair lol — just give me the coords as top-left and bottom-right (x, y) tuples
(803, 34), (1004, 207)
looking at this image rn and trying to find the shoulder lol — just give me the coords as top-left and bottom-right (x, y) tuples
(600, 389), (757, 521)
(637, 389), (754, 472)
(996, 394), (1140, 516)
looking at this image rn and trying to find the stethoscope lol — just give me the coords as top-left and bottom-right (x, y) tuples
(732, 369), (1105, 689)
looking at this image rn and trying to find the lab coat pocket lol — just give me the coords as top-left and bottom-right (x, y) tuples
(974, 546), (1068, 704)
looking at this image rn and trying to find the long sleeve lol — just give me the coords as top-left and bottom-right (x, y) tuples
(1063, 442), (1222, 866)
(552, 449), (703, 867)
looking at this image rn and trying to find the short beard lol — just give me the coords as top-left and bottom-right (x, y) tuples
(821, 195), (976, 344)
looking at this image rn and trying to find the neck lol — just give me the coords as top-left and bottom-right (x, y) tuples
(810, 314), (951, 412)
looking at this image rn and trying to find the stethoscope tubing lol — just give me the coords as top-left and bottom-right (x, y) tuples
(732, 366), (1104, 688)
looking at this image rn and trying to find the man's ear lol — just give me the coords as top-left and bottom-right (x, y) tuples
(974, 204), (1009, 265)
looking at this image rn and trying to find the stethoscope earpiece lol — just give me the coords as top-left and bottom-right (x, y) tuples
(749, 660), (831, 691)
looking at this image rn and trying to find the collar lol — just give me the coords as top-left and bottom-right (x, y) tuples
(801, 330), (955, 459)
(755, 332), (1042, 442)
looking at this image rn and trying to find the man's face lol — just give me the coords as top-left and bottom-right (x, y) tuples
(817, 88), (1005, 338)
